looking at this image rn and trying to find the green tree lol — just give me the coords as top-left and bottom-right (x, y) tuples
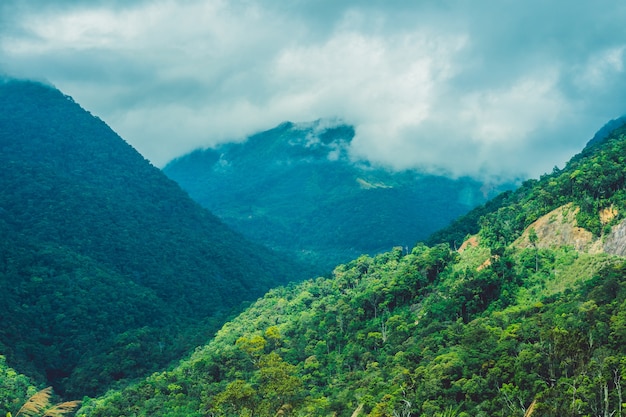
(528, 227), (539, 272)
(256, 353), (303, 415)
(212, 380), (256, 417)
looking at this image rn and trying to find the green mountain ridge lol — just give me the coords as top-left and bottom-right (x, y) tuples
(4, 77), (626, 416)
(0, 79), (311, 398)
(163, 120), (514, 272)
(72, 122), (626, 416)
(429, 116), (626, 249)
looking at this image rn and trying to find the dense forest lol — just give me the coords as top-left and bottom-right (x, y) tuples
(0, 79), (312, 398)
(3, 77), (626, 416)
(163, 121), (512, 271)
(76, 247), (624, 416)
(69, 122), (626, 415)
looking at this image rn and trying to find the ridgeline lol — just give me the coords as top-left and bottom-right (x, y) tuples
(0, 79), (310, 397)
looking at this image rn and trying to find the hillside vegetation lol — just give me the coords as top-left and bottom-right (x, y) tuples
(163, 120), (512, 271)
(76, 122), (626, 416)
(0, 79), (310, 398)
(0, 355), (38, 416)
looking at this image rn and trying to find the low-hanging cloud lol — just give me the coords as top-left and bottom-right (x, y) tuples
(1, 0), (625, 181)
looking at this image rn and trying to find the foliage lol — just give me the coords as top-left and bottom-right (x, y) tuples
(0, 355), (38, 416)
(78, 238), (626, 416)
(0, 361), (80, 417)
(77, 120), (626, 416)
(0, 79), (311, 397)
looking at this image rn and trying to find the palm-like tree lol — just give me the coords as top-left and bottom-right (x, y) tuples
(7, 387), (80, 417)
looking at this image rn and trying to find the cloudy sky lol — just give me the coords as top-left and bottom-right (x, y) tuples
(1, 0), (625, 181)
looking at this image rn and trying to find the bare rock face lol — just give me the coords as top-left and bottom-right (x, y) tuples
(603, 219), (626, 256)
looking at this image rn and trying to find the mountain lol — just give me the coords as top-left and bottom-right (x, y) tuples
(0, 78), (310, 397)
(163, 120), (513, 271)
(77, 122), (626, 416)
(585, 115), (626, 148)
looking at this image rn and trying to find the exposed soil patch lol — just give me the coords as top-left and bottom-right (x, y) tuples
(513, 203), (602, 253)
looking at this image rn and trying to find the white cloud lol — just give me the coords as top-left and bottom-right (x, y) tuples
(1, 0), (626, 181)
(575, 45), (626, 90)
(461, 71), (567, 144)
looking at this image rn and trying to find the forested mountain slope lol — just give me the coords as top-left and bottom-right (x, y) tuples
(0, 79), (309, 397)
(78, 123), (626, 416)
(428, 116), (626, 248)
(163, 120), (512, 271)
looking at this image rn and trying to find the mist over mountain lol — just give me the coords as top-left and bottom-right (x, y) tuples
(164, 120), (514, 271)
(0, 78), (310, 397)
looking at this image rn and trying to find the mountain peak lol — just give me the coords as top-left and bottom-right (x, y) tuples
(164, 120), (511, 270)
(234, 118), (355, 164)
(0, 78), (308, 397)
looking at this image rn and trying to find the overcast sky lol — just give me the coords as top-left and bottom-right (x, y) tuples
(1, 0), (626, 181)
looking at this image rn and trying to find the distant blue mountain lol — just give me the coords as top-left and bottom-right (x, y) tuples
(163, 120), (515, 270)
